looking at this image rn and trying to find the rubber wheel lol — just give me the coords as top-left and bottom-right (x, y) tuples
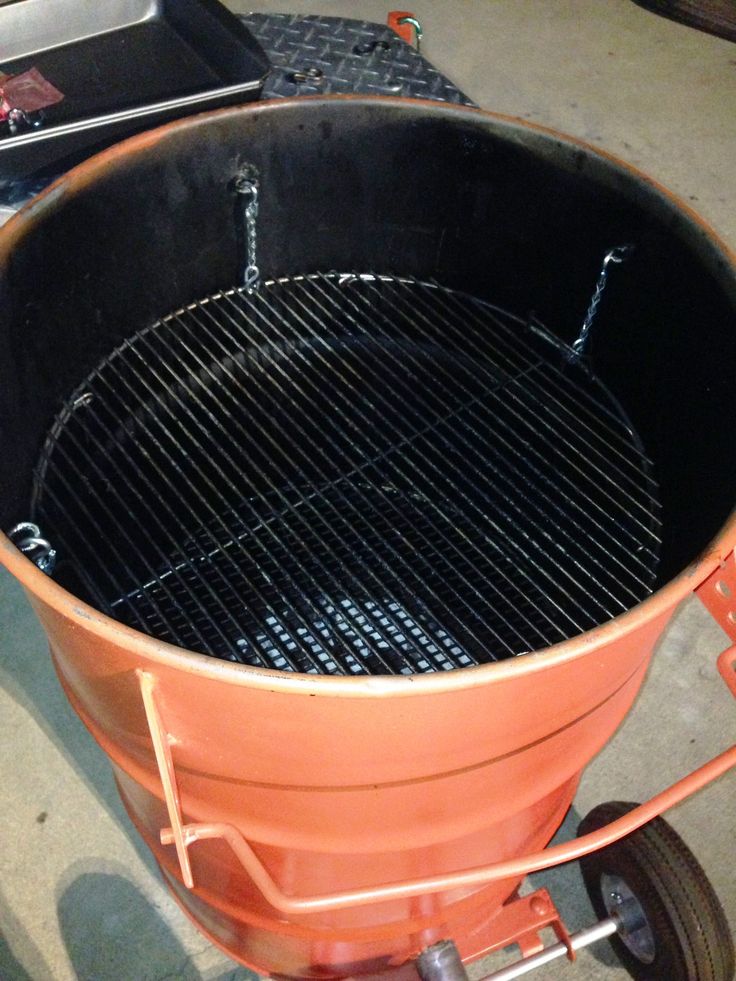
(578, 801), (735, 980)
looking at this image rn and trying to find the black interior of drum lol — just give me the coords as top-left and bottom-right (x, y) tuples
(28, 275), (662, 672)
(1, 98), (735, 612)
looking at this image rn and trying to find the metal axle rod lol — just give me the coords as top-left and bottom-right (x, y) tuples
(416, 919), (619, 981)
(481, 917), (618, 980)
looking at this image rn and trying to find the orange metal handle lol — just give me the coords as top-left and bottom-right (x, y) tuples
(140, 659), (736, 915)
(159, 745), (736, 915)
(138, 670), (194, 887)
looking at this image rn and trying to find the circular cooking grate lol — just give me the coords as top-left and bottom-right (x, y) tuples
(32, 274), (662, 675)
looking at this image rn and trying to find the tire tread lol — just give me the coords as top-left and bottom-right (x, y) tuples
(578, 801), (734, 981)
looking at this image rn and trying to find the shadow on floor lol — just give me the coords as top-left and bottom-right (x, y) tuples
(0, 939), (32, 981)
(528, 805), (620, 971)
(56, 864), (257, 981)
(0, 568), (154, 870)
(1, 572), (254, 977)
(0, 881), (52, 980)
(58, 870), (200, 981)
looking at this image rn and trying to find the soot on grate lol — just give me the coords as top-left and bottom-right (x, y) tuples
(31, 274), (662, 675)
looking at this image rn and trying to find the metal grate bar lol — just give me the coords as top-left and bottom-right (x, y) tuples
(239, 283), (610, 629)
(276, 277), (647, 613)
(345, 277), (659, 577)
(431, 284), (660, 500)
(39, 393), (293, 658)
(90, 316), (489, 673)
(38, 431), (217, 652)
(132, 314), (469, 672)
(65, 371), (307, 669)
(97, 340), (375, 673)
(33, 475), (167, 640)
(324, 276), (660, 584)
(185, 298), (534, 653)
(209, 288), (582, 642)
(32, 275), (661, 674)
(224, 280), (660, 636)
(33, 406), (224, 647)
(167, 304), (527, 658)
(388, 280), (660, 536)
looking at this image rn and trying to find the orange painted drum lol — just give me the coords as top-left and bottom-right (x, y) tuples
(14, 552), (678, 976)
(1, 98), (735, 978)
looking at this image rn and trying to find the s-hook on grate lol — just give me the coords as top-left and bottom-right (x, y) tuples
(30, 274), (662, 675)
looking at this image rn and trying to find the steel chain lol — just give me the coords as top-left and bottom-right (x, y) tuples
(571, 244), (634, 359)
(236, 171), (261, 293)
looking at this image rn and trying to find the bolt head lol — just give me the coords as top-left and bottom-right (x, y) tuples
(530, 894), (549, 917)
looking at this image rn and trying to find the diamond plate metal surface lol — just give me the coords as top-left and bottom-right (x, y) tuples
(0, 14), (473, 222)
(241, 12), (474, 105)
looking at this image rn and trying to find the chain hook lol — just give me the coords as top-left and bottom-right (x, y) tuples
(235, 166), (261, 293)
(397, 15), (423, 51)
(603, 244), (635, 268)
(569, 243), (635, 361)
(7, 521), (57, 574)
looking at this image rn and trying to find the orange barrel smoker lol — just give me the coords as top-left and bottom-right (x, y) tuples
(1, 97), (735, 980)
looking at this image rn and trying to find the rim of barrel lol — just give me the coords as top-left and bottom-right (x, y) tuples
(1, 95), (735, 696)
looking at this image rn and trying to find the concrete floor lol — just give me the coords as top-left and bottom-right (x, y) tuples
(1, 2), (736, 979)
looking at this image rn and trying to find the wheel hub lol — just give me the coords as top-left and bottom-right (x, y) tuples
(601, 872), (656, 964)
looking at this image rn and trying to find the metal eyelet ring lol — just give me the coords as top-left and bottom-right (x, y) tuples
(289, 67), (325, 84)
(7, 521), (57, 575)
(353, 40), (392, 56)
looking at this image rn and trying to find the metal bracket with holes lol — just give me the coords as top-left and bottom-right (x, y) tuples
(695, 551), (736, 696)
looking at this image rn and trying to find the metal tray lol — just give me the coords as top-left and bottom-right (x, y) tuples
(0, 0), (270, 181)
